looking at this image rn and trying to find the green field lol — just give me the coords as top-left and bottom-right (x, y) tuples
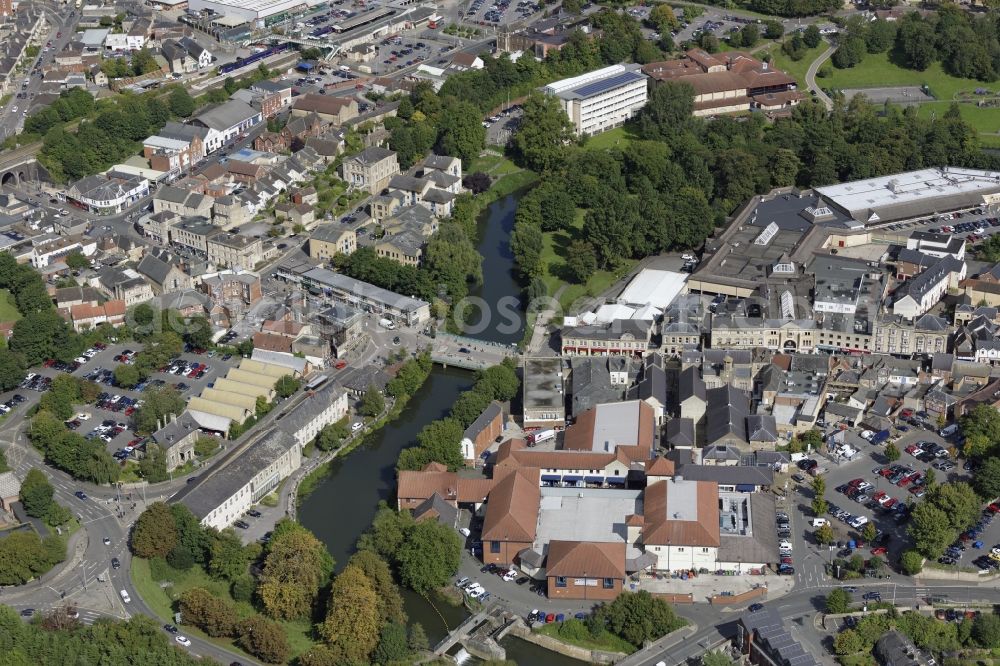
(539, 209), (637, 314)
(820, 52), (987, 101)
(0, 289), (21, 323)
(583, 126), (637, 151)
(764, 42), (827, 88)
(467, 153), (521, 177)
(132, 557), (317, 660)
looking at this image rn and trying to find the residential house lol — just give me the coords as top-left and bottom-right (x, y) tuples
(290, 94), (359, 125)
(341, 146), (399, 195)
(136, 249), (193, 294)
(189, 100), (262, 154)
(206, 233), (263, 269)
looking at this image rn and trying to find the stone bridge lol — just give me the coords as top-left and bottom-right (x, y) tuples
(0, 144), (46, 186)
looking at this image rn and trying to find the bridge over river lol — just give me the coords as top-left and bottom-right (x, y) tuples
(430, 332), (517, 371)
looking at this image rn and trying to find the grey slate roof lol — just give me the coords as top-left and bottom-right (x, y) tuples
(276, 381), (345, 438)
(665, 417), (695, 447)
(412, 492), (459, 527)
(179, 428), (298, 519)
(463, 401), (503, 441)
(705, 384), (750, 444)
(193, 99), (259, 132)
(350, 146), (394, 165)
(676, 463), (773, 487)
(678, 366), (706, 403)
(136, 252), (173, 285)
(149, 411), (200, 449)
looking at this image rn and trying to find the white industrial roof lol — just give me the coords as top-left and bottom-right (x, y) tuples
(594, 303), (635, 324)
(188, 409), (232, 432)
(617, 269), (688, 309)
(144, 136), (190, 151)
(815, 167), (1000, 217)
(191, 0), (304, 17)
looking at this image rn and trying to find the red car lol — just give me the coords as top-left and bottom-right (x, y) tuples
(848, 478), (864, 487)
(879, 468), (894, 478)
(871, 546), (888, 556)
(781, 556), (793, 565)
(335, 360), (347, 369)
(905, 444), (921, 455)
(545, 613), (555, 623)
(872, 490), (886, 501)
(988, 503), (1000, 514)
(883, 498), (897, 509)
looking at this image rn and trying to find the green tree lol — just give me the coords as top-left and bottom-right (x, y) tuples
(396, 519), (462, 594)
(510, 220), (544, 279)
(178, 587), (239, 637)
(909, 503), (954, 558)
(409, 623), (430, 652)
(960, 404), (1000, 459)
(435, 100), (486, 163)
(826, 588), (851, 614)
(931, 482), (980, 532)
(258, 521), (334, 620)
(815, 523), (835, 545)
(236, 616), (291, 664)
(319, 565), (382, 662)
(131, 502), (177, 559)
(315, 419), (350, 451)
(565, 239), (598, 283)
(274, 375), (301, 399)
(208, 530), (255, 582)
(862, 521), (877, 543)
(113, 364), (141, 389)
(636, 81), (694, 141)
(168, 86), (196, 117)
(895, 13), (937, 70)
(702, 651), (733, 666)
(832, 35), (866, 68)
(593, 591), (684, 647)
(347, 549), (407, 625)
(511, 92), (574, 173)
(803, 24), (822, 48)
(812, 474), (826, 498)
(834, 629), (864, 654)
(360, 385), (385, 418)
(475, 363), (520, 402)
(424, 221), (482, 301)
(0, 351), (26, 391)
(138, 443), (168, 483)
(973, 613), (1000, 648)
(20, 469), (55, 520)
(974, 457), (1000, 499)
(64, 252), (90, 270)
(373, 622), (410, 664)
(812, 497), (828, 517)
(884, 442), (900, 462)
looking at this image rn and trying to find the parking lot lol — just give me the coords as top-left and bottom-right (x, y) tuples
(464, 0), (540, 26)
(484, 105), (522, 146)
(370, 36), (445, 76)
(6, 342), (241, 466)
(875, 206), (1000, 249)
(792, 425), (987, 573)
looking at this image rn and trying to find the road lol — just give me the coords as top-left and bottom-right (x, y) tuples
(0, 0), (79, 139)
(0, 389), (257, 664)
(805, 39), (836, 110)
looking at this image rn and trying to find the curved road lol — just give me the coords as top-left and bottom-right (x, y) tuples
(805, 39), (837, 111)
(0, 399), (257, 664)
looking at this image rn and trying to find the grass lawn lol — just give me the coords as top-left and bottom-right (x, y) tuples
(763, 42), (827, 88)
(0, 289), (21, 323)
(820, 52), (985, 102)
(535, 621), (635, 654)
(467, 154), (521, 177)
(539, 209), (637, 313)
(132, 557), (317, 660)
(914, 102), (1000, 146)
(583, 126), (637, 152)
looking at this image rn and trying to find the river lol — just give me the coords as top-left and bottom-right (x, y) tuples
(299, 191), (583, 663)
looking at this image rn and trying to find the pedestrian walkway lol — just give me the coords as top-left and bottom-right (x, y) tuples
(635, 571), (797, 603)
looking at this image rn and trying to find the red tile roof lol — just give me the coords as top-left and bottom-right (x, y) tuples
(546, 540), (626, 579)
(481, 467), (540, 543)
(642, 478), (720, 547)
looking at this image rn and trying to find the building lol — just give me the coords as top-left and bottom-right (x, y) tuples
(892, 256), (966, 319)
(0, 471), (20, 511)
(814, 167), (1000, 226)
(65, 174), (150, 214)
(148, 412), (200, 472)
(276, 380), (349, 448)
(189, 100), (262, 154)
(542, 64), (648, 136)
(186, 0), (304, 23)
(642, 50), (802, 117)
(143, 135), (200, 174)
(207, 232), (263, 269)
(341, 146), (399, 194)
(460, 401), (504, 464)
(522, 357), (566, 430)
(66, 300), (127, 332)
(153, 185), (213, 217)
(641, 476), (720, 571)
(308, 224), (358, 260)
(295, 265), (431, 326)
(291, 94), (359, 125)
(179, 428), (301, 530)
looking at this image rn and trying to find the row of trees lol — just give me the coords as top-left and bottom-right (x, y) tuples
(99, 47), (161, 79)
(0, 606), (208, 663)
(178, 588), (290, 664)
(907, 480), (981, 559)
(834, 606), (1000, 657)
(397, 360), (520, 471)
(507, 80), (993, 286)
(29, 408), (121, 485)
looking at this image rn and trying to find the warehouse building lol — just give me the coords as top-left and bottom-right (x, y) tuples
(542, 64), (648, 136)
(180, 428), (302, 530)
(186, 0), (318, 25)
(814, 167), (1000, 226)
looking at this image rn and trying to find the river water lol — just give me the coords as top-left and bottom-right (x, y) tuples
(299, 192), (583, 664)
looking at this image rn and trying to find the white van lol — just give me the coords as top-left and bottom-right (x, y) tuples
(120, 589), (131, 603)
(940, 424), (959, 437)
(812, 518), (829, 527)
